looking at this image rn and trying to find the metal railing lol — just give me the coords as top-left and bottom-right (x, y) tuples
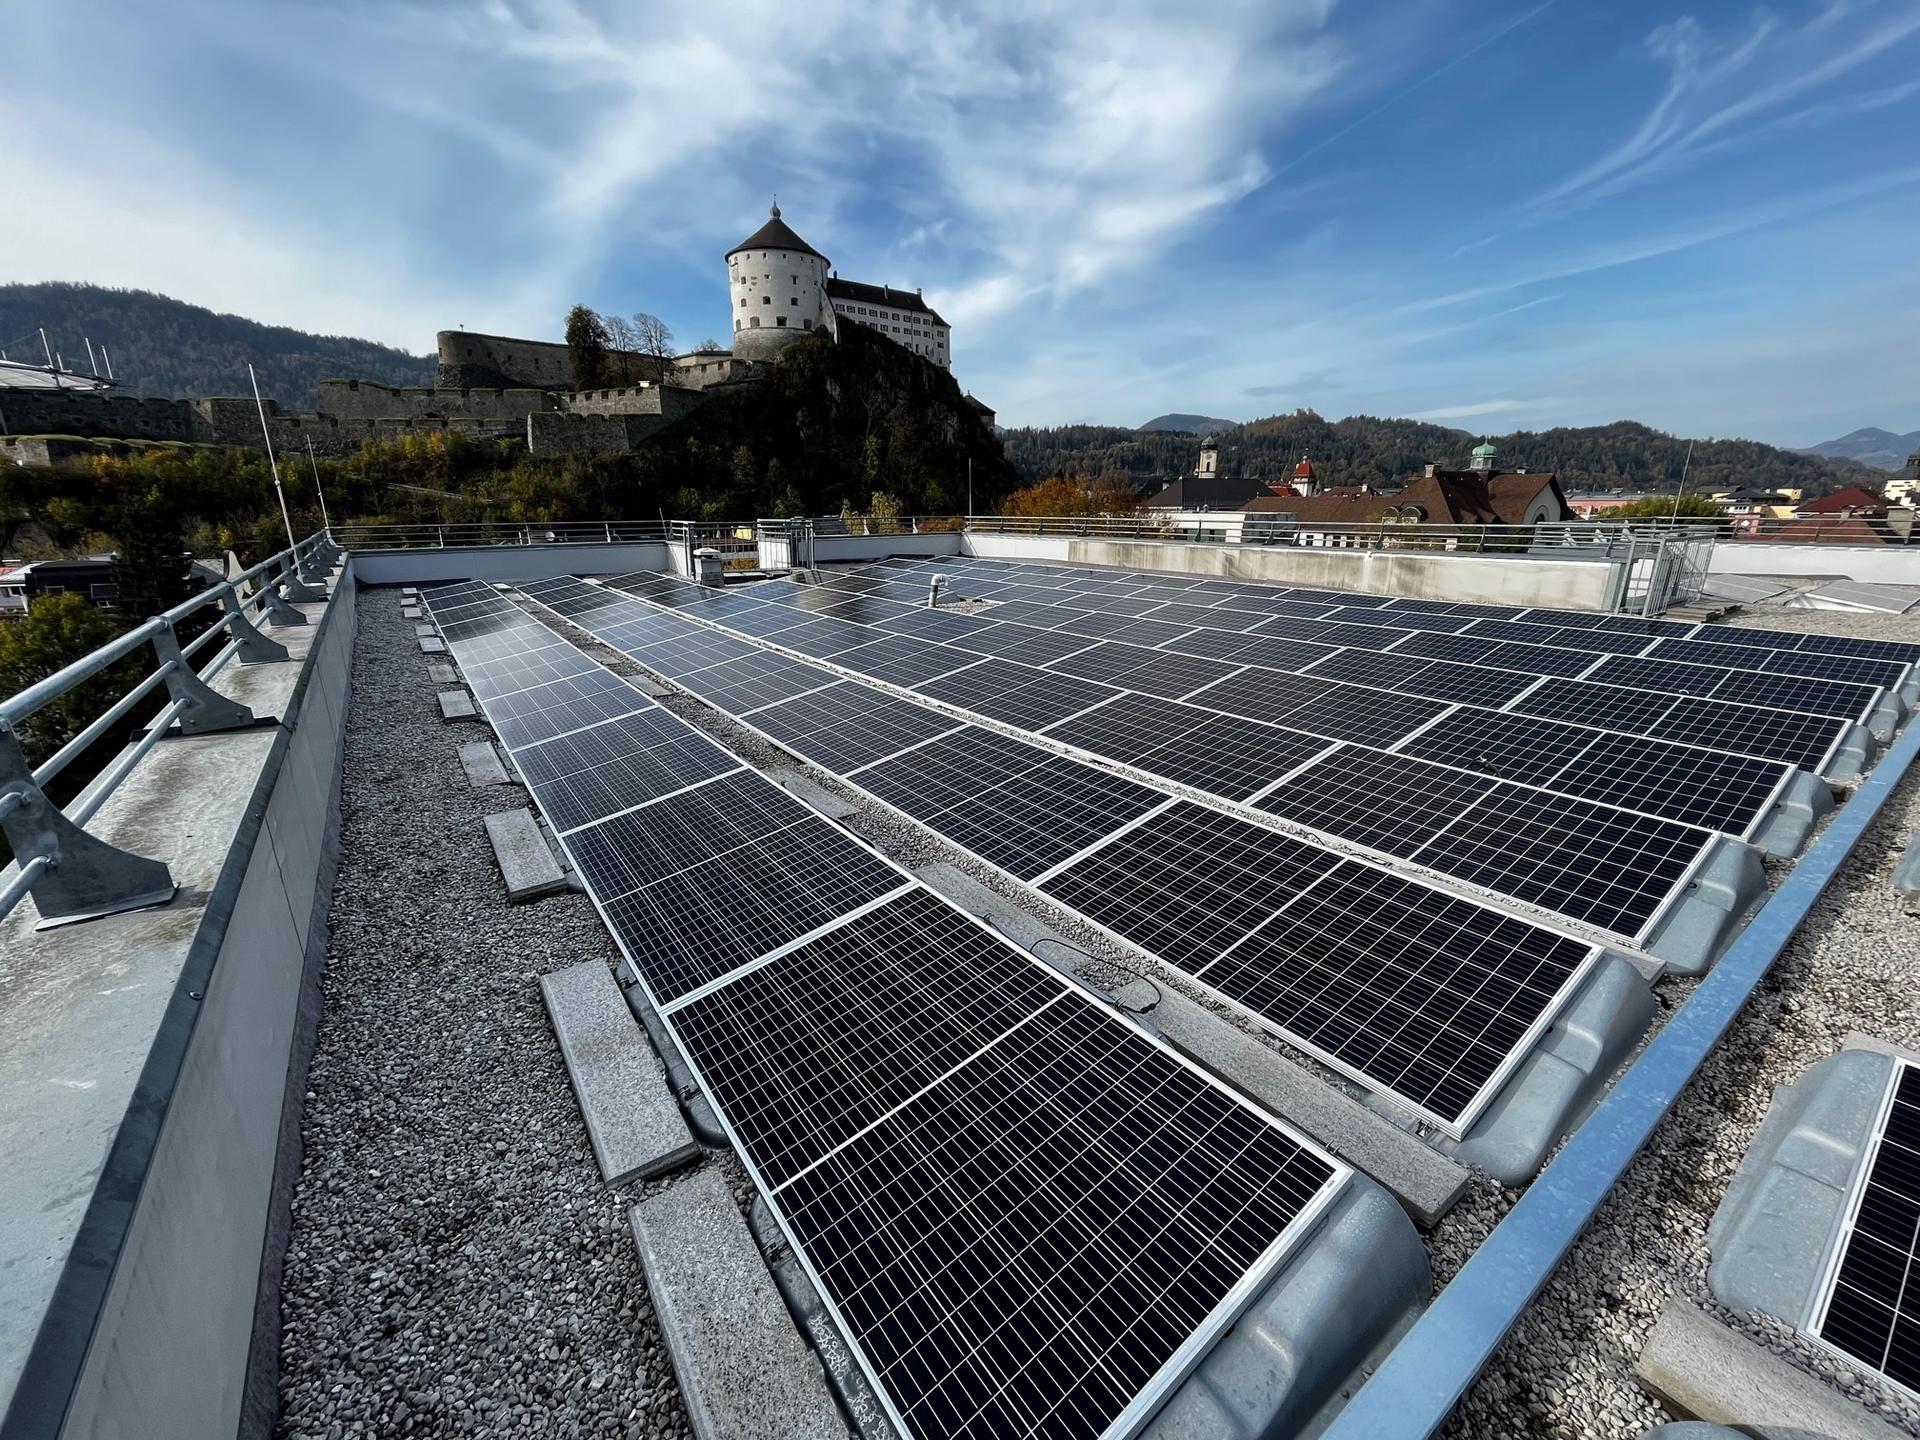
(332, 520), (671, 550)
(0, 530), (341, 928)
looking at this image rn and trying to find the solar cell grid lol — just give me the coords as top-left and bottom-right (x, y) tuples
(1650, 694), (1846, 771)
(1412, 781), (1706, 936)
(564, 768), (812, 896)
(669, 888), (1066, 1188)
(833, 636), (981, 687)
(776, 995), (1341, 1440)
(954, 623), (1098, 666)
(1257, 747), (1491, 854)
(512, 716), (742, 833)
(1196, 862), (1594, 1125)
(1649, 636), (1907, 688)
(1044, 642), (1239, 699)
(1813, 1062), (1920, 1397)
(749, 682), (967, 771)
(463, 647), (603, 701)
(486, 673), (652, 751)
(1587, 655), (1874, 719)
(1465, 618), (1656, 656)
(675, 652), (839, 713)
(1038, 801), (1336, 974)
(593, 818), (907, 1004)
(1319, 606), (1474, 635)
(915, 659), (1123, 730)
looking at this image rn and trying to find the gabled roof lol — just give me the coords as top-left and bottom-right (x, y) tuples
(1797, 485), (1887, 514)
(1244, 469), (1568, 526)
(825, 277), (948, 325)
(1146, 474), (1276, 510)
(727, 204), (829, 263)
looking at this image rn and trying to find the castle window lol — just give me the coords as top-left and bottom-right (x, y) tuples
(750, 317), (760, 328)
(739, 298), (746, 308)
(791, 275), (798, 285)
(803, 319), (812, 330)
(776, 315), (787, 327)
(790, 296), (798, 305)
(762, 295), (771, 304)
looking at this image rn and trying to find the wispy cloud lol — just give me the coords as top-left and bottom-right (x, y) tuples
(1529, 0), (1920, 214)
(1410, 397), (1557, 421)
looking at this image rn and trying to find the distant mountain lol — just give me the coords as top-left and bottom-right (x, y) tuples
(1003, 410), (1876, 497)
(1798, 427), (1920, 473)
(1138, 412), (1240, 434)
(0, 282), (434, 408)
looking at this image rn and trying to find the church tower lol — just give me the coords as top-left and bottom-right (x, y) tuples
(726, 203), (830, 362)
(1470, 439), (1499, 473)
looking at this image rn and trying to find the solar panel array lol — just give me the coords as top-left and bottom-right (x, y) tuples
(419, 581), (1354, 1440)
(1811, 1060), (1920, 1398)
(544, 570), (1726, 946)
(517, 574), (1605, 1136)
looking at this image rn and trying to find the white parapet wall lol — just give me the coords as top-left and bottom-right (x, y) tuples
(1059, 537), (1622, 609)
(349, 541), (673, 586)
(1710, 542), (1920, 586)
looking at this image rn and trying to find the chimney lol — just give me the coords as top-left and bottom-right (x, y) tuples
(1423, 463), (1436, 478)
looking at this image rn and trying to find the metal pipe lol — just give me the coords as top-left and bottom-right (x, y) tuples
(32, 661), (178, 787)
(0, 617), (168, 726)
(1322, 713), (1920, 1440)
(0, 855), (51, 916)
(67, 699), (190, 827)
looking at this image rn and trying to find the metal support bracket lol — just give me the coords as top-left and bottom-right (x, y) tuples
(0, 726), (175, 927)
(218, 586), (291, 663)
(296, 547), (330, 586)
(280, 558), (326, 605)
(152, 628), (257, 735)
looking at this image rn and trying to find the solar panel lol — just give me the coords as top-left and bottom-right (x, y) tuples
(668, 888), (1066, 1185)
(675, 651), (839, 713)
(590, 815), (908, 1004)
(748, 681), (967, 772)
(852, 727), (1170, 881)
(1586, 655), (1876, 720)
(832, 635), (981, 687)
(1039, 693), (1332, 803)
(915, 659), (1124, 730)
(485, 672), (654, 751)
(1511, 678), (1848, 770)
(1040, 801), (1597, 1130)
(1045, 641), (1241, 699)
(772, 978), (1343, 1440)
(1648, 636), (1908, 689)
(1811, 1061), (1920, 1398)
(510, 711), (742, 833)
(954, 622), (1098, 665)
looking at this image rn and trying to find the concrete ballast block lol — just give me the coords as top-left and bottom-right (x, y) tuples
(418, 636), (448, 655)
(413, 622), (439, 638)
(1636, 1300), (1909, 1440)
(629, 1168), (847, 1440)
(540, 962), (699, 1184)
(401, 606), (422, 620)
(437, 689), (479, 721)
(458, 740), (511, 787)
(427, 662), (458, 686)
(482, 808), (567, 902)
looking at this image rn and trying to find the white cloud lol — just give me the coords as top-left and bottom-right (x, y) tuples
(1409, 398), (1551, 421)
(1529, 0), (1920, 214)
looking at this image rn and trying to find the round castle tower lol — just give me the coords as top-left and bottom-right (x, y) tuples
(727, 203), (830, 362)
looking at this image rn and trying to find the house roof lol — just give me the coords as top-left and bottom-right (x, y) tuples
(1244, 469), (1568, 526)
(1147, 473), (1280, 510)
(825, 277), (948, 325)
(1797, 485), (1888, 514)
(726, 204), (829, 263)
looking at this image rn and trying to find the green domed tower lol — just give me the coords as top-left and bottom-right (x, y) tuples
(1470, 439), (1499, 473)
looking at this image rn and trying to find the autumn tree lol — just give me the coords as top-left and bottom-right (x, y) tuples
(999, 474), (1142, 518)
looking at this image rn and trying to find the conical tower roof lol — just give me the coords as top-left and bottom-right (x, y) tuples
(727, 202), (829, 263)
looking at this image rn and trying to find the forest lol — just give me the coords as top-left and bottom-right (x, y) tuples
(1000, 411), (1873, 498)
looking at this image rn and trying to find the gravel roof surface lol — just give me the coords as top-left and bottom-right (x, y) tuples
(281, 585), (1920, 1440)
(275, 588), (701, 1440)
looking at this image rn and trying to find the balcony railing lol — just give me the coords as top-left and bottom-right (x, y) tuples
(0, 531), (341, 927)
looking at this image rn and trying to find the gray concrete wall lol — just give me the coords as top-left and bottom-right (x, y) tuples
(1067, 537), (1620, 608)
(40, 571), (356, 1440)
(347, 541), (673, 585)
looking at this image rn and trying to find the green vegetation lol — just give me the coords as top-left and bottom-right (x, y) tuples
(1002, 411), (1873, 498)
(0, 282), (433, 406)
(564, 303), (613, 390)
(1000, 474), (1143, 518)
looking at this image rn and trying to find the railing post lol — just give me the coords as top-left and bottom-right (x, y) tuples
(0, 723), (175, 927)
(255, 568), (310, 627)
(280, 551), (326, 605)
(151, 625), (258, 734)
(218, 585), (291, 663)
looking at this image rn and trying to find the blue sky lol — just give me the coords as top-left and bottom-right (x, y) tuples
(5, 0), (1918, 441)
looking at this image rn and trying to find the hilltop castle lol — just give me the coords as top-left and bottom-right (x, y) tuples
(438, 203), (951, 389)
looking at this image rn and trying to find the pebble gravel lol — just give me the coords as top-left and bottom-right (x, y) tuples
(274, 589), (694, 1440)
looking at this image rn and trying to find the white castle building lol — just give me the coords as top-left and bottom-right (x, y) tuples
(727, 203), (951, 369)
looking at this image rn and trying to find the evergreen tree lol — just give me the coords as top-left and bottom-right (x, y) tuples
(110, 490), (192, 623)
(564, 304), (612, 391)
